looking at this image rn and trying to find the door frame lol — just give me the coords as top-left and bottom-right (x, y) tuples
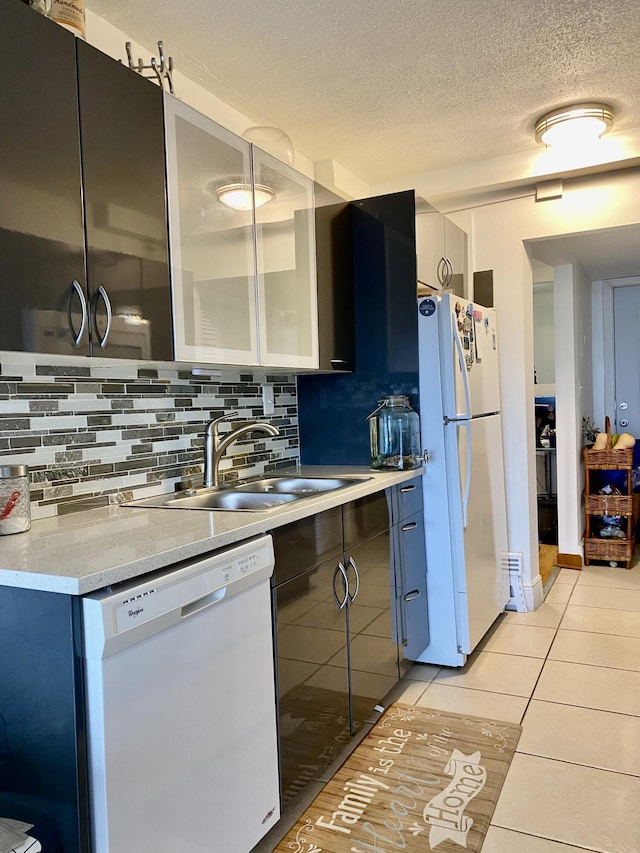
(592, 275), (640, 430)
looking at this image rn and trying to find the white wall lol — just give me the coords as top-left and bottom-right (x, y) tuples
(470, 169), (640, 606)
(553, 263), (592, 557)
(533, 283), (555, 385)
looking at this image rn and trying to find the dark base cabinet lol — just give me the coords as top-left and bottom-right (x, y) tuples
(0, 588), (88, 853)
(271, 491), (401, 809)
(390, 478), (430, 662)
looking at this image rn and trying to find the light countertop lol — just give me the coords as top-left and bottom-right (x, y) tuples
(0, 466), (423, 595)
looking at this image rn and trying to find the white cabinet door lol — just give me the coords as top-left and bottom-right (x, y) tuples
(416, 211), (467, 298)
(415, 210), (445, 288)
(165, 95), (259, 365)
(444, 217), (468, 299)
(253, 148), (318, 368)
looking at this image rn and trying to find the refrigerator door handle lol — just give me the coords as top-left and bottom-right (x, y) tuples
(452, 323), (472, 419)
(459, 421), (472, 529)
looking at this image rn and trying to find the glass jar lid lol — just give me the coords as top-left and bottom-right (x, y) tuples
(381, 395), (411, 407)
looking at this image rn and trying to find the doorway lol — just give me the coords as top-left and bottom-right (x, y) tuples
(530, 228), (640, 566)
(613, 284), (640, 436)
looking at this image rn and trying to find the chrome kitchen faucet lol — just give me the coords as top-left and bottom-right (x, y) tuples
(203, 413), (280, 489)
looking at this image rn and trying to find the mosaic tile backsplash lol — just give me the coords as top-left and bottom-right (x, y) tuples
(0, 358), (299, 519)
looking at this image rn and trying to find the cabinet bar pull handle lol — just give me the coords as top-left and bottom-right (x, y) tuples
(404, 589), (420, 602)
(94, 285), (113, 348)
(333, 562), (348, 610)
(330, 359), (348, 366)
(67, 280), (87, 347)
(445, 257), (454, 288)
(346, 556), (360, 603)
(399, 484), (415, 493)
(437, 256), (448, 287)
(401, 522), (417, 531)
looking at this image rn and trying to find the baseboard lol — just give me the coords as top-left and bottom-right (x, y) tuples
(557, 552), (583, 570)
(506, 567), (544, 612)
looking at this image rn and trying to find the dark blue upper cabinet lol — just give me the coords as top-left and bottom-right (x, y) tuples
(298, 190), (419, 466)
(0, 2), (172, 360)
(77, 39), (172, 361)
(0, 1), (86, 356)
(314, 182), (355, 372)
(350, 192), (418, 373)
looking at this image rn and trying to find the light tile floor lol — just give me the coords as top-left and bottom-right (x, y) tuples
(396, 561), (640, 852)
(256, 560), (640, 851)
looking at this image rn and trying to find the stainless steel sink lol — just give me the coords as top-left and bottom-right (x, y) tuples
(233, 476), (363, 495)
(124, 490), (300, 512)
(123, 475), (370, 512)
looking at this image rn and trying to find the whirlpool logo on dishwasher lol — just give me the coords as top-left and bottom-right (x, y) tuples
(128, 606), (144, 619)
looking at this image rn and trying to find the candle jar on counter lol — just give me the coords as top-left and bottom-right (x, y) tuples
(0, 466), (31, 535)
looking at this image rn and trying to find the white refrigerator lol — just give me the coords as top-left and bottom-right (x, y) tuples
(416, 294), (509, 666)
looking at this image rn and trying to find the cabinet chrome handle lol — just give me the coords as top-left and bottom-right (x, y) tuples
(437, 256), (448, 287)
(399, 484), (415, 493)
(444, 257), (453, 287)
(330, 359), (348, 367)
(93, 285), (113, 348)
(67, 280), (87, 347)
(401, 522), (417, 532)
(403, 589), (420, 602)
(346, 556), (360, 603)
(332, 562), (348, 610)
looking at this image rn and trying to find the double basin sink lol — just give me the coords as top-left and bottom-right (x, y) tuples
(124, 476), (368, 512)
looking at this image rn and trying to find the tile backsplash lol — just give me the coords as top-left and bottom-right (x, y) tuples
(0, 358), (298, 519)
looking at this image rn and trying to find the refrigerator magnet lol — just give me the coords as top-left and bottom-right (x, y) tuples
(419, 298), (436, 316)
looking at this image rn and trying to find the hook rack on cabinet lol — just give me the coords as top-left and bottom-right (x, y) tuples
(124, 40), (175, 94)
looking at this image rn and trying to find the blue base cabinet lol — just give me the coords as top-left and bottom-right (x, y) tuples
(0, 587), (88, 853)
(389, 477), (430, 661)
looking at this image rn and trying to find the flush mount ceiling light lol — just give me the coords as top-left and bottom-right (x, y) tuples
(534, 103), (614, 147)
(215, 183), (276, 211)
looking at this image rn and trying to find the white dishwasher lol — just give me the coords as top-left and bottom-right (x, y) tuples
(81, 534), (280, 853)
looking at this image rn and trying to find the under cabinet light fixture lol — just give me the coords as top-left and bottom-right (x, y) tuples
(534, 103), (613, 147)
(215, 183), (275, 211)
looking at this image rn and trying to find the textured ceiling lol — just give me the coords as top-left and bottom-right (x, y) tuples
(87, 0), (640, 185)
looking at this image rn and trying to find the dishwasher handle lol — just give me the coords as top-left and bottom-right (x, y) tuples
(181, 587), (227, 617)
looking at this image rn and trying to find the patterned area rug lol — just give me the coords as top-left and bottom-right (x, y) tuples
(274, 702), (521, 853)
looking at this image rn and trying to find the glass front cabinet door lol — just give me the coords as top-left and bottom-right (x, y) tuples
(165, 95), (318, 369)
(164, 96), (259, 366)
(253, 147), (318, 369)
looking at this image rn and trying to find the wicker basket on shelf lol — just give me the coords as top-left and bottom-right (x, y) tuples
(582, 417), (634, 469)
(584, 537), (635, 565)
(584, 493), (634, 514)
(582, 416), (636, 568)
